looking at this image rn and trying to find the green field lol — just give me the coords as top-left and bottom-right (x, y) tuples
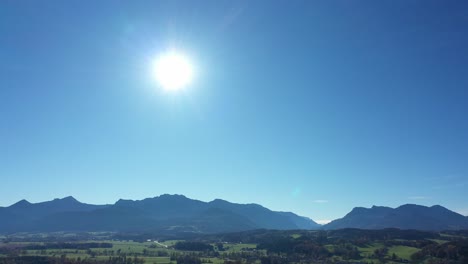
(358, 243), (384, 258)
(290, 234), (302, 239)
(222, 243), (257, 252)
(429, 238), (449, 244)
(0, 239), (264, 264)
(9, 240), (423, 264)
(0, 239), (431, 264)
(387, 245), (420, 260)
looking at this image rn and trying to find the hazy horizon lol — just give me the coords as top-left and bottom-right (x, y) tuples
(1, 1), (468, 223)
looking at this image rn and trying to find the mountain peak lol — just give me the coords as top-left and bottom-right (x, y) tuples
(10, 199), (31, 208)
(157, 194), (188, 199)
(399, 203), (424, 208)
(115, 199), (133, 206)
(210, 198), (228, 203)
(371, 205), (391, 209)
(48, 196), (81, 205)
(347, 206), (368, 215)
(56, 196), (78, 202)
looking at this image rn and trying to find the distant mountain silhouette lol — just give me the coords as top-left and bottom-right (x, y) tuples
(0, 195), (319, 233)
(0, 196), (108, 233)
(208, 199), (318, 230)
(324, 204), (468, 231)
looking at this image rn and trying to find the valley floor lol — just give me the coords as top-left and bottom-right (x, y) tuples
(1, 229), (467, 263)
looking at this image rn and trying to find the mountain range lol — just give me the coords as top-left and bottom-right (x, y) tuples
(0, 194), (319, 233)
(1, 195), (467, 234)
(324, 204), (468, 230)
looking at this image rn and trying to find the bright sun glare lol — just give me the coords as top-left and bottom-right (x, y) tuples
(153, 51), (194, 91)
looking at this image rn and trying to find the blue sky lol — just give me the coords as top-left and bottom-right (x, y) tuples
(1, 1), (468, 222)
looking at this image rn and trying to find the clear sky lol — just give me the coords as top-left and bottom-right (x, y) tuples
(1, 1), (467, 223)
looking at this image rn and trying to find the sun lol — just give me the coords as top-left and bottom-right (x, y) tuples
(153, 51), (194, 91)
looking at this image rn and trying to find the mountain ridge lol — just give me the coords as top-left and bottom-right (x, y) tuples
(0, 194), (320, 233)
(325, 203), (468, 231)
(2, 196), (467, 233)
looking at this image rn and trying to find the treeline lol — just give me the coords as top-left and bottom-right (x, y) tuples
(23, 242), (113, 250)
(1, 233), (114, 243)
(174, 255), (202, 264)
(174, 241), (214, 251)
(257, 238), (361, 261)
(382, 238), (436, 248)
(257, 237), (330, 262)
(200, 228), (440, 246)
(326, 228), (440, 241)
(0, 256), (144, 264)
(112, 231), (200, 243)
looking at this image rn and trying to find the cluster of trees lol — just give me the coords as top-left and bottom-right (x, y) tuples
(219, 251), (263, 264)
(174, 242), (214, 251)
(174, 255), (202, 264)
(331, 243), (361, 260)
(411, 240), (468, 263)
(141, 248), (168, 257)
(259, 256), (289, 264)
(257, 237), (329, 258)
